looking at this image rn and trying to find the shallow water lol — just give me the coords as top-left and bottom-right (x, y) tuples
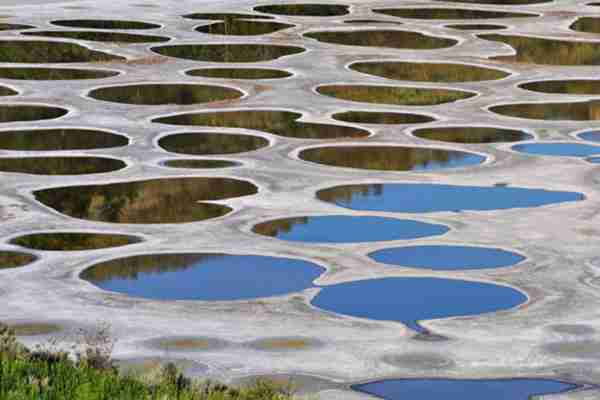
(12, 233), (140, 251)
(152, 44), (305, 63)
(23, 30), (169, 43)
(253, 216), (449, 243)
(195, 19), (293, 35)
(300, 146), (485, 171)
(187, 68), (291, 79)
(312, 277), (527, 332)
(512, 143), (600, 157)
(0, 251), (36, 269)
(34, 177), (257, 224)
(317, 183), (583, 213)
(0, 128), (128, 150)
(520, 80), (600, 95)
(154, 110), (368, 139)
(0, 40), (123, 63)
(163, 159), (240, 169)
(369, 245), (525, 270)
(158, 132), (268, 155)
(317, 85), (475, 105)
(350, 61), (509, 82)
(490, 101), (600, 121)
(51, 19), (161, 29)
(373, 8), (535, 19)
(0, 67), (119, 80)
(354, 378), (576, 400)
(88, 84), (243, 105)
(82, 254), (325, 300)
(413, 126), (532, 143)
(0, 157), (125, 175)
(253, 4), (349, 16)
(332, 111), (435, 124)
(304, 30), (456, 49)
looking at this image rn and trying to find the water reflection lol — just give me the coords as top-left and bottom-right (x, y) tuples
(158, 132), (268, 155)
(0, 67), (119, 80)
(34, 177), (257, 224)
(0, 128), (128, 150)
(183, 13), (273, 20)
(490, 101), (600, 120)
(81, 253), (324, 300)
(12, 232), (140, 251)
(300, 146), (484, 171)
(0, 41), (123, 63)
(0, 105), (68, 122)
(512, 143), (600, 157)
(163, 159), (239, 169)
(23, 31), (169, 43)
(88, 84), (243, 106)
(480, 34), (600, 65)
(0, 157), (125, 175)
(369, 245), (525, 270)
(196, 20), (293, 35)
(304, 30), (457, 49)
(254, 4), (349, 16)
(51, 19), (161, 29)
(154, 110), (369, 139)
(570, 17), (600, 34)
(253, 215), (449, 242)
(0, 251), (36, 269)
(151, 44), (305, 63)
(317, 183), (584, 213)
(434, 0), (549, 3)
(350, 61), (509, 82)
(521, 80), (600, 94)
(0, 24), (34, 31)
(343, 19), (403, 25)
(413, 126), (532, 143)
(446, 24), (506, 30)
(317, 85), (475, 105)
(354, 378), (576, 400)
(333, 111), (435, 124)
(373, 8), (535, 19)
(312, 277), (527, 332)
(187, 68), (292, 79)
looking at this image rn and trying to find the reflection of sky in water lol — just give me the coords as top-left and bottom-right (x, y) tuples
(370, 245), (524, 270)
(319, 183), (583, 213)
(255, 216), (449, 243)
(312, 277), (527, 332)
(354, 378), (577, 400)
(513, 143), (600, 157)
(85, 254), (324, 301)
(409, 152), (485, 171)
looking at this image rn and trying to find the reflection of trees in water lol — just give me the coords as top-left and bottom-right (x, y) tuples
(0, 24), (33, 31)
(432, 0), (548, 4)
(0, 251), (36, 269)
(374, 8), (532, 19)
(159, 132), (268, 155)
(0, 41), (123, 63)
(253, 217), (309, 237)
(571, 17), (600, 34)
(351, 61), (508, 83)
(317, 184), (384, 206)
(491, 101), (600, 120)
(12, 233), (138, 251)
(481, 34), (600, 65)
(304, 30), (456, 49)
(52, 19), (161, 29)
(0, 157), (125, 175)
(196, 20), (293, 35)
(0, 129), (128, 150)
(152, 44), (304, 63)
(333, 111), (434, 124)
(188, 68), (291, 79)
(413, 127), (530, 143)
(22, 31), (168, 44)
(90, 84), (242, 105)
(184, 13), (273, 20)
(155, 110), (368, 139)
(318, 85), (474, 106)
(81, 253), (221, 282)
(254, 4), (348, 16)
(300, 146), (474, 171)
(0, 67), (119, 80)
(34, 177), (257, 223)
(521, 80), (600, 95)
(0, 106), (67, 123)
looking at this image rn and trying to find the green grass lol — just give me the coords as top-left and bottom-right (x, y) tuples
(0, 324), (294, 400)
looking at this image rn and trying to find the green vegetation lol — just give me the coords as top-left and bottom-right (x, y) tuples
(317, 85), (474, 106)
(0, 323), (294, 400)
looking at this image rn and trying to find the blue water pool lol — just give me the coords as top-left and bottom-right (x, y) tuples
(369, 245), (525, 270)
(317, 183), (583, 213)
(311, 277), (527, 332)
(512, 143), (600, 157)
